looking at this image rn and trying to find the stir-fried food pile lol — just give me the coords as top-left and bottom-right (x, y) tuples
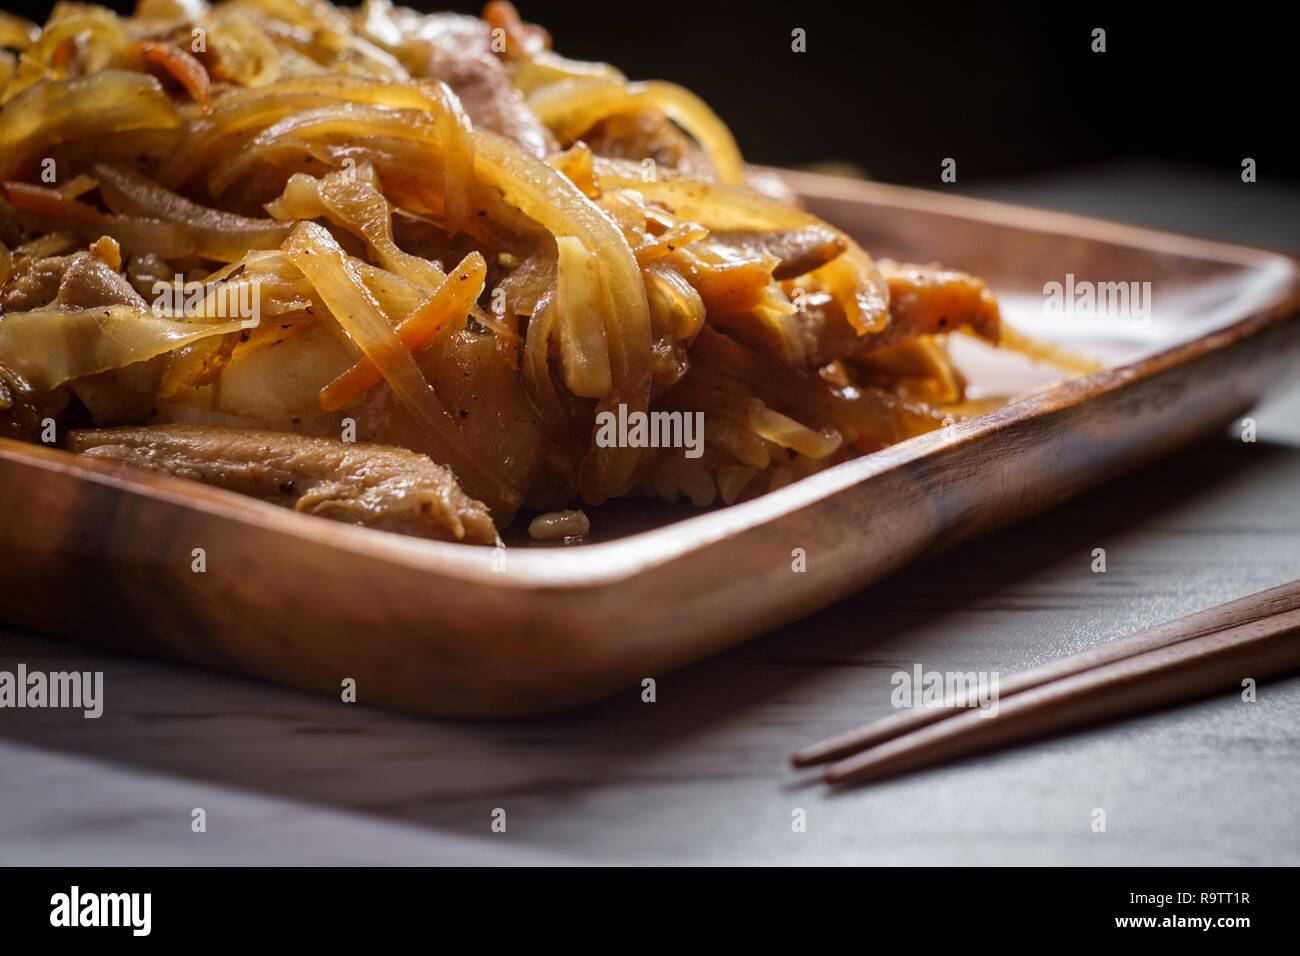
(0, 0), (1088, 544)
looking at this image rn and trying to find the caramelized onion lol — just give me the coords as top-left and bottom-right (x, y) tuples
(529, 78), (744, 185)
(0, 306), (242, 391)
(94, 163), (292, 260)
(0, 13), (38, 54)
(284, 221), (520, 513)
(320, 250), (487, 410)
(3, 182), (201, 259)
(0, 71), (178, 181)
(746, 401), (842, 459)
(6, 8), (130, 98)
(553, 236), (612, 398)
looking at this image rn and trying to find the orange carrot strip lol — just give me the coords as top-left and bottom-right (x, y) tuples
(137, 40), (211, 112)
(3, 181), (99, 219)
(319, 252), (487, 411)
(51, 38), (76, 69)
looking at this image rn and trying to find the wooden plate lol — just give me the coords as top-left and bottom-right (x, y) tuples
(3, 170), (1298, 716)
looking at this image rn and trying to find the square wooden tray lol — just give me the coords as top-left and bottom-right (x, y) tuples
(2, 170), (1298, 716)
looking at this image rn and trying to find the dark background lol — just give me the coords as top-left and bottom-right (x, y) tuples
(22, 0), (1296, 186)
(471, 0), (1293, 186)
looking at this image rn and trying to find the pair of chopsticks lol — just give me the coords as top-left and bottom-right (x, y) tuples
(792, 578), (1300, 787)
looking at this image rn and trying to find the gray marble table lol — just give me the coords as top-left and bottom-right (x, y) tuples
(2, 161), (1297, 866)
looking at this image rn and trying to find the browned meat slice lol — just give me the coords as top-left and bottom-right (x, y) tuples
(124, 252), (173, 300)
(66, 358), (162, 427)
(0, 363), (70, 442)
(2, 243), (145, 313)
(67, 424), (500, 544)
(0, 194), (20, 247)
(582, 109), (712, 177)
(580, 114), (807, 208)
(385, 12), (556, 157)
(428, 47), (556, 157)
(2, 253), (69, 312)
(712, 226), (846, 280)
(797, 260), (1002, 366)
(861, 260), (1001, 350)
(54, 252), (146, 311)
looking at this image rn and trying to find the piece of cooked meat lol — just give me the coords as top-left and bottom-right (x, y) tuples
(54, 252), (146, 311)
(861, 260), (1001, 350)
(1, 245), (146, 313)
(1, 253), (70, 312)
(67, 424), (499, 544)
(713, 226), (847, 281)
(582, 109), (712, 176)
(431, 48), (556, 158)
(0, 363), (71, 442)
(389, 12), (556, 158)
(351, 327), (548, 519)
(795, 260), (1002, 366)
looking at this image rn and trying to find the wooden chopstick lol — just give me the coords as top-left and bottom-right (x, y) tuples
(818, 606), (1300, 786)
(792, 577), (1300, 769)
